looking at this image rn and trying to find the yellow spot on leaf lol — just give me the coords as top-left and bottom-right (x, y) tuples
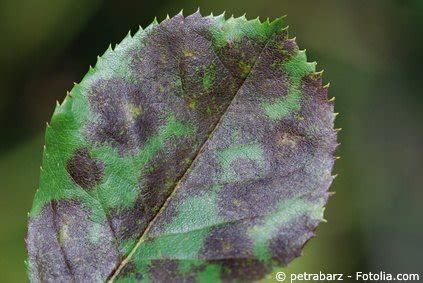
(188, 100), (197, 109)
(277, 133), (299, 147)
(238, 61), (251, 76)
(129, 104), (142, 117)
(183, 50), (195, 57)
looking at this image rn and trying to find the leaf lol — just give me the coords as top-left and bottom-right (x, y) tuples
(26, 11), (337, 282)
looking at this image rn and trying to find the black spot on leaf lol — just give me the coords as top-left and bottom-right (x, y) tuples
(149, 260), (196, 283)
(214, 259), (270, 282)
(86, 78), (156, 156)
(66, 148), (104, 189)
(27, 200), (120, 282)
(201, 223), (253, 260)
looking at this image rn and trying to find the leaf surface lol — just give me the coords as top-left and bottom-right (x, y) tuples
(26, 11), (337, 282)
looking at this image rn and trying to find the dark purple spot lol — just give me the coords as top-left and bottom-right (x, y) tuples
(27, 199), (119, 282)
(66, 147), (104, 189)
(149, 260), (195, 283)
(201, 223), (254, 260)
(214, 259), (270, 282)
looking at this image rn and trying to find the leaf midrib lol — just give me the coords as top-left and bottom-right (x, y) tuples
(107, 28), (278, 282)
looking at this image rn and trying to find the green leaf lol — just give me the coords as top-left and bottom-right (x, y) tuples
(26, 11), (337, 282)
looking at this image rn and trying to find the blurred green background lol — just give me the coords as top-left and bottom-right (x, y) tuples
(1, 0), (422, 282)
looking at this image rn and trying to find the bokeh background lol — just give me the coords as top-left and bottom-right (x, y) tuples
(1, 0), (422, 281)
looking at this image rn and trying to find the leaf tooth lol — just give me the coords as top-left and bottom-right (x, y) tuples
(166, 10), (185, 23)
(233, 13), (245, 22)
(335, 127), (342, 132)
(254, 16), (261, 24)
(119, 30), (132, 45)
(334, 112), (339, 117)
(53, 102), (60, 115)
(270, 15), (286, 28)
(328, 96), (335, 102)
(195, 7), (201, 16)
(315, 70), (324, 76)
(335, 156), (341, 160)
(278, 26), (289, 39)
(309, 61), (317, 68)
(311, 70), (324, 81)
(332, 174), (339, 179)
(115, 30), (132, 52)
(285, 34), (295, 43)
(286, 35), (297, 46)
(149, 17), (159, 29)
(217, 11), (226, 21)
(97, 44), (113, 63)
(56, 100), (64, 112)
